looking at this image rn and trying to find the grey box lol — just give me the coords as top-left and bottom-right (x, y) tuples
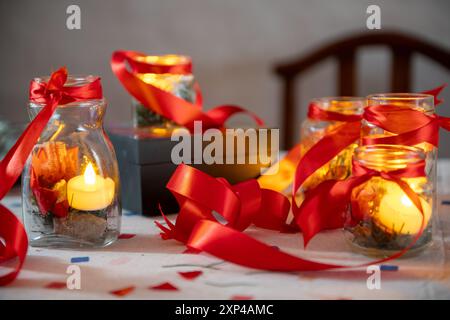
(108, 127), (277, 216)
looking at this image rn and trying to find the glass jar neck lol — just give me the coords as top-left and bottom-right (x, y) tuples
(28, 100), (106, 128)
(28, 75), (106, 127)
(367, 93), (434, 114)
(354, 145), (425, 171)
(311, 97), (365, 115)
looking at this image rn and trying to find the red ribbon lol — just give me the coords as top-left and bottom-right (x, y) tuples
(293, 103), (362, 200)
(287, 104), (363, 233)
(157, 86), (445, 271)
(111, 51), (264, 131)
(362, 105), (450, 147)
(293, 85), (446, 216)
(362, 84), (449, 147)
(157, 162), (426, 272)
(0, 67), (103, 285)
(155, 164), (291, 244)
(296, 159), (427, 247)
(423, 84), (446, 106)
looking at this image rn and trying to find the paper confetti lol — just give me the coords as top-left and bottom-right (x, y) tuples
(380, 264), (399, 271)
(178, 271), (203, 280)
(109, 256), (132, 266)
(45, 282), (67, 289)
(70, 256), (90, 263)
(110, 286), (135, 297)
(231, 295), (253, 300)
(150, 282), (179, 291)
(11, 201), (21, 208)
(118, 233), (136, 239)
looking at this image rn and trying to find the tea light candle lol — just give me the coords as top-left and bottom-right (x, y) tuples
(67, 162), (115, 211)
(376, 182), (431, 235)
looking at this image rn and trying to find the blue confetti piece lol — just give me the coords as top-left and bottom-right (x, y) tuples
(124, 211), (139, 216)
(441, 200), (450, 206)
(70, 256), (90, 263)
(11, 202), (21, 208)
(380, 264), (398, 271)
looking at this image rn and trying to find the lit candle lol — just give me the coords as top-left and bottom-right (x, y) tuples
(67, 162), (115, 211)
(376, 182), (431, 235)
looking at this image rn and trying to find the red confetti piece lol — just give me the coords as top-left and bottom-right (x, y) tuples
(178, 271), (203, 280)
(110, 286), (135, 297)
(45, 282), (66, 289)
(231, 295), (253, 300)
(183, 247), (200, 254)
(150, 282), (179, 291)
(118, 233), (136, 239)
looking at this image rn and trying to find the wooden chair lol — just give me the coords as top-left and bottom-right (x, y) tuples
(274, 31), (450, 148)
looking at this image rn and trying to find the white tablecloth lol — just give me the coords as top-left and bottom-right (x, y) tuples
(1, 187), (450, 300)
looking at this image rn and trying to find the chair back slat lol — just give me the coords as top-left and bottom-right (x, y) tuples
(337, 48), (356, 96)
(274, 31), (450, 148)
(391, 46), (412, 92)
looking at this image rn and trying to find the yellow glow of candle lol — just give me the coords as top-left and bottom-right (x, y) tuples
(376, 182), (431, 235)
(136, 55), (191, 92)
(67, 163), (115, 211)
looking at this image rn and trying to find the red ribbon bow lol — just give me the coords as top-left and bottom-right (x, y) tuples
(155, 164), (291, 244)
(111, 50), (264, 131)
(0, 67), (103, 286)
(296, 159), (427, 247)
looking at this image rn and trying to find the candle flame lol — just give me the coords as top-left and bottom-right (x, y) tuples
(84, 162), (96, 185)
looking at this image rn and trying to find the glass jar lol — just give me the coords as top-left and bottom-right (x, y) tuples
(344, 145), (433, 256)
(22, 75), (121, 248)
(362, 93), (436, 222)
(132, 54), (196, 132)
(299, 97), (365, 196)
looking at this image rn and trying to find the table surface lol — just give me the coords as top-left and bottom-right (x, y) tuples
(1, 188), (449, 300)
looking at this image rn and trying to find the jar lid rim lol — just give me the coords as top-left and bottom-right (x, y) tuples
(367, 93), (434, 100)
(311, 96), (366, 102)
(310, 96), (366, 114)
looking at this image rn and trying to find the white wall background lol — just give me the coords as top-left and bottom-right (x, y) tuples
(1, 0), (449, 155)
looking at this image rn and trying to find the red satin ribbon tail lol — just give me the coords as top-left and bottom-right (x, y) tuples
(111, 50), (263, 131)
(187, 220), (340, 271)
(295, 175), (372, 247)
(205, 105), (265, 128)
(292, 121), (360, 199)
(422, 84), (447, 106)
(187, 216), (425, 273)
(438, 116), (450, 131)
(0, 205), (28, 286)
